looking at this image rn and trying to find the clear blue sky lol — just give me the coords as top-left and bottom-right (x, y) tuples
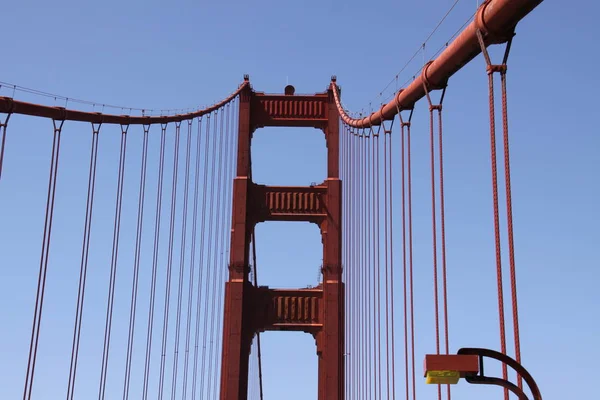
(0, 0), (598, 399)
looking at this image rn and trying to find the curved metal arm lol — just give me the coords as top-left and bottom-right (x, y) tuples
(466, 375), (529, 400)
(458, 347), (542, 400)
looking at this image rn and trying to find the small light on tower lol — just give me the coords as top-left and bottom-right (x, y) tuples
(284, 85), (295, 96)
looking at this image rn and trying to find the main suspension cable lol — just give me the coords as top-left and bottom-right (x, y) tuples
(359, 0), (463, 113)
(0, 79), (248, 122)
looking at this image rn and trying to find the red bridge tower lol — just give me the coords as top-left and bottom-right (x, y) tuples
(219, 77), (344, 400)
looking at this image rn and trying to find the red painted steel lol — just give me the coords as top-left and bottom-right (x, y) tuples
(219, 84), (253, 400)
(331, 0), (544, 128)
(252, 286), (323, 333)
(251, 91), (329, 128)
(219, 85), (344, 400)
(0, 1), (545, 397)
(423, 354), (479, 378)
(250, 183), (328, 223)
(0, 80), (249, 125)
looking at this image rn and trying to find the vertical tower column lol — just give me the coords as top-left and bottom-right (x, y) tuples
(318, 87), (344, 400)
(220, 82), (253, 400)
(220, 81), (345, 400)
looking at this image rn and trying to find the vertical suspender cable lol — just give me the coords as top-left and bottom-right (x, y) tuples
(207, 108), (226, 398)
(374, 126), (382, 400)
(382, 116), (396, 399)
(0, 113), (11, 180)
(171, 120), (194, 399)
(182, 117), (203, 399)
(501, 64), (523, 389)
(250, 228), (264, 400)
(345, 124), (351, 399)
(123, 123), (150, 400)
(370, 125), (377, 400)
(383, 123), (390, 399)
(352, 128), (357, 399)
(349, 128), (355, 399)
(67, 122), (101, 400)
(365, 131), (372, 400)
(191, 113), (212, 399)
(423, 80), (448, 400)
(436, 100), (451, 400)
(142, 123), (168, 400)
(387, 119), (397, 400)
(341, 123), (345, 396)
(407, 119), (416, 400)
(99, 123), (129, 400)
(397, 110), (409, 400)
(360, 131), (366, 399)
(158, 122), (182, 400)
(397, 107), (414, 400)
(357, 129), (361, 399)
(486, 57), (508, 400)
(215, 103), (235, 391)
(199, 111), (219, 396)
(23, 118), (64, 400)
(477, 29), (521, 394)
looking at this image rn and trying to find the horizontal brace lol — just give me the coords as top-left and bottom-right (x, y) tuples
(266, 212), (328, 217)
(251, 119), (329, 129)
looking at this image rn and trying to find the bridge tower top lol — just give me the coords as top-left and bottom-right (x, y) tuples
(221, 80), (344, 400)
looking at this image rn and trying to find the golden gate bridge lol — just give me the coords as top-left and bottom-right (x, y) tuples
(0, 0), (561, 398)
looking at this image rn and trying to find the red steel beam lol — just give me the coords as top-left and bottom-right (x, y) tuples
(423, 354), (479, 378)
(332, 0), (544, 128)
(0, 80), (249, 125)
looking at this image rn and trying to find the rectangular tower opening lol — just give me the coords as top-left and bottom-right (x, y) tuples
(252, 221), (322, 289)
(250, 331), (318, 398)
(251, 127), (326, 186)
